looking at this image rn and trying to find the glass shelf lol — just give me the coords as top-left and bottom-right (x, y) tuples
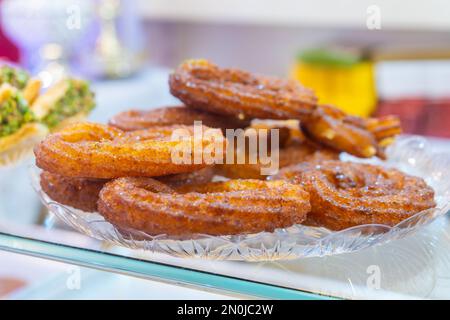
(0, 232), (327, 299)
(1, 212), (450, 299)
(1, 68), (449, 300)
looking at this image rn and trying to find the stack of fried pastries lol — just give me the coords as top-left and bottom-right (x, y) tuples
(35, 59), (436, 236)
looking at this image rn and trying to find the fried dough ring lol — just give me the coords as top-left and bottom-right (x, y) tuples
(40, 168), (214, 211)
(169, 59), (317, 121)
(40, 171), (106, 212)
(301, 105), (402, 158)
(274, 160), (436, 230)
(217, 143), (339, 179)
(109, 106), (249, 132)
(217, 121), (338, 179)
(98, 177), (310, 236)
(249, 119), (305, 147)
(170, 60), (400, 158)
(156, 167), (215, 188)
(35, 122), (224, 179)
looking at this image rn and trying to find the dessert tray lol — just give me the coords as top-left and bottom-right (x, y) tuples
(31, 137), (450, 261)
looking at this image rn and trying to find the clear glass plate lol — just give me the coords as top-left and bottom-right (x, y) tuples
(30, 137), (450, 261)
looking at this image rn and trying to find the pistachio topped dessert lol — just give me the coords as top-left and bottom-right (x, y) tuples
(32, 79), (96, 130)
(0, 65), (95, 165)
(0, 65), (30, 90)
(0, 84), (35, 138)
(0, 84), (47, 165)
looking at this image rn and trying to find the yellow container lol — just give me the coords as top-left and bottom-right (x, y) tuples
(291, 50), (377, 117)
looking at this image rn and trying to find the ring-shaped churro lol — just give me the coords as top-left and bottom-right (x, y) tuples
(274, 160), (436, 230)
(98, 177), (311, 236)
(35, 122), (224, 179)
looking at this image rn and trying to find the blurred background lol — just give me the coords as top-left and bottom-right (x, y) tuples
(1, 0), (450, 137)
(1, 0), (450, 299)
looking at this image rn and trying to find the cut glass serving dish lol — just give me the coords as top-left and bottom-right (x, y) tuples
(31, 137), (450, 261)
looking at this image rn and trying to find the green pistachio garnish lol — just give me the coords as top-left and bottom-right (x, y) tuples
(41, 79), (96, 128)
(0, 65), (30, 90)
(0, 89), (35, 138)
